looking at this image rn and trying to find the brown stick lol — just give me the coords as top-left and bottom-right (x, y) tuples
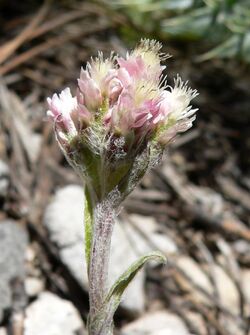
(0, 0), (50, 64)
(0, 21), (110, 76)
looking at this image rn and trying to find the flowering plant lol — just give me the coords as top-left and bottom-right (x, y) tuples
(47, 39), (198, 335)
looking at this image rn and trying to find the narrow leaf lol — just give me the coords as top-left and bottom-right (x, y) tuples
(105, 251), (166, 314)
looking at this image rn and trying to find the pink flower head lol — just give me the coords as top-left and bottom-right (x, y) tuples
(109, 75), (162, 136)
(117, 55), (145, 79)
(47, 39), (198, 151)
(47, 88), (77, 140)
(78, 68), (102, 111)
(76, 89), (92, 124)
(117, 39), (169, 82)
(47, 38), (198, 206)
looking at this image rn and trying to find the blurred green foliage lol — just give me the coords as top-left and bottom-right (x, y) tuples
(104, 0), (250, 63)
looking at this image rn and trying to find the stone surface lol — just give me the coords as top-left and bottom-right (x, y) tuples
(128, 214), (178, 255)
(233, 240), (250, 255)
(43, 185), (177, 314)
(24, 292), (84, 335)
(176, 256), (240, 313)
(213, 265), (239, 313)
(220, 316), (244, 335)
(242, 270), (250, 314)
(176, 256), (213, 305)
(25, 277), (44, 297)
(111, 215), (177, 312)
(185, 312), (207, 335)
(0, 221), (28, 322)
(0, 328), (7, 335)
(121, 310), (189, 335)
(0, 160), (9, 198)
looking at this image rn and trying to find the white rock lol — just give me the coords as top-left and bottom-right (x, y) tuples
(0, 161), (9, 198)
(176, 256), (213, 305)
(241, 270), (250, 315)
(213, 265), (239, 313)
(242, 270), (250, 313)
(44, 185), (175, 315)
(0, 161), (9, 176)
(121, 310), (190, 335)
(128, 214), (178, 255)
(44, 186), (85, 248)
(24, 292), (84, 335)
(220, 316), (244, 335)
(111, 215), (177, 312)
(44, 185), (88, 296)
(0, 221), (28, 322)
(25, 246), (36, 262)
(110, 221), (146, 313)
(60, 242), (87, 288)
(233, 240), (250, 254)
(176, 256), (240, 313)
(185, 312), (207, 335)
(0, 328), (7, 335)
(25, 277), (44, 297)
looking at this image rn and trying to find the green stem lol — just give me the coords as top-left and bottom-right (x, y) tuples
(84, 185), (93, 274)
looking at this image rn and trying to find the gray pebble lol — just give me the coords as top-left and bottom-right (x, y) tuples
(0, 221), (28, 322)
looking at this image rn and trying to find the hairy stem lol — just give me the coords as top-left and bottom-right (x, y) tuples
(84, 185), (93, 272)
(87, 190), (117, 335)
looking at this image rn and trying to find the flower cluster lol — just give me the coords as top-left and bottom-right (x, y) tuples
(47, 39), (198, 201)
(47, 39), (197, 146)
